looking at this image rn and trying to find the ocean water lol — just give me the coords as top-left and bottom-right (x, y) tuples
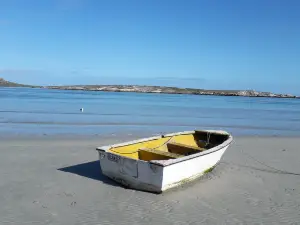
(0, 87), (300, 137)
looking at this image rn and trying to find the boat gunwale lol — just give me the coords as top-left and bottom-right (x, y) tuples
(96, 130), (233, 167)
(96, 130), (194, 151)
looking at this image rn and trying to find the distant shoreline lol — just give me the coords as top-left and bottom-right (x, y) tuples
(46, 85), (299, 99)
(0, 78), (299, 99)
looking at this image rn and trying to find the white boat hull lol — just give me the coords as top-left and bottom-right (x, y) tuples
(97, 130), (232, 193)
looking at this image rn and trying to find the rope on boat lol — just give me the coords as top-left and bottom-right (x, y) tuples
(109, 136), (174, 154)
(152, 136), (174, 149)
(109, 131), (299, 176)
(206, 132), (211, 147)
(204, 130), (299, 176)
(239, 148), (300, 176)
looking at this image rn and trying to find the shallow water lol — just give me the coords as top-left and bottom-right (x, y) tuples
(0, 87), (299, 137)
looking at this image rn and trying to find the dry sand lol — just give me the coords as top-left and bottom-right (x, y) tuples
(1, 136), (300, 225)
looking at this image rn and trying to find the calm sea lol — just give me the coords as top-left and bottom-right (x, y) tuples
(0, 87), (300, 137)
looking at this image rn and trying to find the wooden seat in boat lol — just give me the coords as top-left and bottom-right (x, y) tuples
(167, 142), (205, 155)
(138, 148), (182, 161)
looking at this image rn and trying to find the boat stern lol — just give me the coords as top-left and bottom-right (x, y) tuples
(97, 149), (165, 193)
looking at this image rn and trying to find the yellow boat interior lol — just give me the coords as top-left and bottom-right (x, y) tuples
(108, 131), (230, 161)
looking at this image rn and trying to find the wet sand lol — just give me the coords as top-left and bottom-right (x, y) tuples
(1, 136), (300, 224)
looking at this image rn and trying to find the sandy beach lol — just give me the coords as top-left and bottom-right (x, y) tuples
(0, 136), (299, 224)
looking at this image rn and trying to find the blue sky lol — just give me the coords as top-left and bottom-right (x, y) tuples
(0, 0), (299, 94)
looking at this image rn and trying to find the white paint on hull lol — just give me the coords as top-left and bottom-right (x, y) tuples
(99, 153), (163, 192)
(161, 146), (228, 191)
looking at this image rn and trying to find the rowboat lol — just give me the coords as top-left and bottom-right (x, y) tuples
(96, 130), (233, 193)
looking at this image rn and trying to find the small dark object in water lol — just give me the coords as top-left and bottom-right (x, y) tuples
(80, 108), (84, 112)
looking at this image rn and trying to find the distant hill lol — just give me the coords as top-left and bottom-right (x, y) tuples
(0, 78), (298, 98)
(0, 78), (35, 87)
(49, 85), (299, 98)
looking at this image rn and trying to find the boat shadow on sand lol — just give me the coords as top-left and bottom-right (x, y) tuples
(58, 160), (121, 187)
(58, 161), (229, 194)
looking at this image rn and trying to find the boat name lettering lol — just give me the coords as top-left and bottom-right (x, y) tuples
(108, 153), (120, 162)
